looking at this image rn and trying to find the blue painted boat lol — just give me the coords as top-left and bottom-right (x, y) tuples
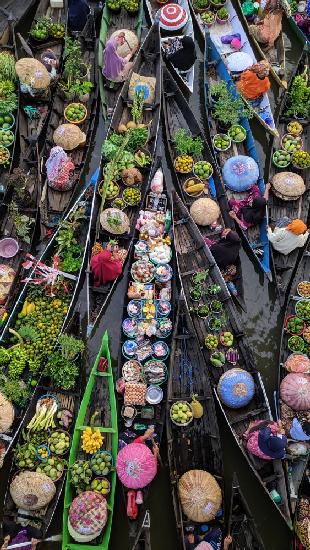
(204, 33), (271, 279)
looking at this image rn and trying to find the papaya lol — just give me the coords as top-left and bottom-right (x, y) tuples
(190, 394), (204, 418)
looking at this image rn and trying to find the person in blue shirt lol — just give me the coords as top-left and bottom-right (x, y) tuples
(290, 416), (310, 442)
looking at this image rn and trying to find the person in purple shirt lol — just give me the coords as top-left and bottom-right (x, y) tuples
(102, 32), (137, 82)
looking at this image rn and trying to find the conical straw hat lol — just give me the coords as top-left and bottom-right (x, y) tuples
(53, 123), (86, 151)
(272, 172), (305, 200)
(178, 469), (222, 522)
(190, 198), (220, 226)
(15, 58), (51, 89)
(110, 30), (139, 58)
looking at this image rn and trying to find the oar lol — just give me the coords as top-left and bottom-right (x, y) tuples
(150, 436), (163, 468)
(16, 33), (34, 58)
(7, 534), (61, 548)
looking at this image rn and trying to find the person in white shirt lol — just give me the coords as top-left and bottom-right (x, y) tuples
(268, 218), (309, 255)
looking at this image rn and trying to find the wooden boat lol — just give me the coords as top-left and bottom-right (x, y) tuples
(162, 66), (244, 304)
(294, 462), (310, 550)
(204, 35), (271, 279)
(0, 169), (98, 464)
(172, 190), (292, 527)
(62, 330), (118, 550)
(267, 47), (310, 304)
(167, 295), (224, 549)
(1, 313), (84, 543)
(233, 0), (287, 88)
(145, 0), (195, 94)
(286, 13), (310, 50)
(229, 474), (265, 549)
(98, 2), (144, 122)
(131, 510), (151, 550)
(86, 24), (161, 336)
(39, 18), (99, 237)
(276, 239), (310, 517)
(116, 152), (174, 548)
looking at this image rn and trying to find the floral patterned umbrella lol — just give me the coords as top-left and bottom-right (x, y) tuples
(280, 373), (310, 411)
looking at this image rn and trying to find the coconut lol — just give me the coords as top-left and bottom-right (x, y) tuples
(10, 471), (56, 510)
(190, 198), (220, 226)
(271, 172), (305, 201)
(0, 391), (14, 433)
(53, 124), (86, 151)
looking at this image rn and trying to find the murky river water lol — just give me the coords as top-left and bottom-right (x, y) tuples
(4, 5), (305, 549)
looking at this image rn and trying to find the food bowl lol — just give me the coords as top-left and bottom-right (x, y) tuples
(0, 112), (15, 130)
(295, 299), (310, 320)
(90, 450), (113, 476)
(146, 385), (163, 404)
(208, 317), (223, 331)
(48, 429), (71, 456)
(197, 304), (210, 318)
(284, 314), (306, 336)
(122, 359), (142, 382)
(0, 145), (10, 165)
(0, 238), (19, 258)
(228, 124), (246, 143)
(131, 260), (155, 283)
(288, 335), (305, 353)
(91, 476), (111, 496)
(272, 150), (291, 168)
(105, 181), (120, 201)
(0, 128), (14, 147)
(287, 121), (303, 136)
(152, 340), (170, 360)
(36, 456), (65, 482)
(170, 401), (193, 426)
(212, 133), (231, 152)
(219, 331), (234, 347)
(297, 281), (310, 298)
(281, 133), (303, 153)
(174, 155), (193, 174)
(183, 177), (205, 198)
(121, 404), (137, 425)
(201, 10), (215, 26)
(64, 102), (87, 125)
(193, 161), (213, 180)
(193, 0), (209, 12)
(123, 187), (141, 206)
(36, 444), (51, 462)
(112, 197), (126, 210)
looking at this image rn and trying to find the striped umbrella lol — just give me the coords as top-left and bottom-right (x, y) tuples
(159, 3), (189, 31)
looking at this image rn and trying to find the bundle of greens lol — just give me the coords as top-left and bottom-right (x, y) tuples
(285, 67), (310, 119)
(173, 129), (204, 156)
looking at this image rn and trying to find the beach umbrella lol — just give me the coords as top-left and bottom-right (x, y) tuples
(15, 58), (51, 89)
(116, 442), (157, 489)
(271, 172), (305, 201)
(217, 368), (255, 409)
(178, 470), (222, 523)
(159, 3), (189, 32)
(222, 155), (259, 192)
(190, 198), (220, 226)
(280, 373), (310, 411)
(226, 51), (253, 72)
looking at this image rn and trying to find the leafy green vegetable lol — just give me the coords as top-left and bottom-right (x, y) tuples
(1, 377), (30, 406)
(45, 352), (79, 390)
(131, 88), (145, 124)
(285, 67), (310, 119)
(58, 334), (85, 360)
(210, 81), (253, 126)
(173, 129), (204, 156)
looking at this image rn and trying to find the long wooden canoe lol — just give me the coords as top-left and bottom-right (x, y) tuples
(162, 65), (244, 305)
(40, 18), (99, 237)
(62, 330), (118, 550)
(98, 2), (144, 123)
(1, 314), (83, 542)
(276, 239), (310, 518)
(172, 190), (292, 527)
(204, 36), (271, 279)
(229, 474), (265, 549)
(167, 295), (224, 549)
(0, 169), (98, 464)
(267, 47), (310, 305)
(87, 24), (161, 336)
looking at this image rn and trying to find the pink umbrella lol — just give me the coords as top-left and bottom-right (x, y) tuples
(280, 373), (310, 411)
(116, 443), (157, 489)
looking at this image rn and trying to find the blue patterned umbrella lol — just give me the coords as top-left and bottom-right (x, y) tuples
(223, 155), (259, 192)
(217, 368), (255, 408)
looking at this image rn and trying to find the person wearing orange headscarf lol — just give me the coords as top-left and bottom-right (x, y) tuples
(268, 218), (310, 255)
(236, 60), (271, 102)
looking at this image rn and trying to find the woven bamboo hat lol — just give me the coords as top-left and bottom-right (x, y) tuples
(53, 123), (86, 151)
(15, 58), (51, 89)
(10, 471), (56, 510)
(190, 198), (220, 226)
(178, 469), (222, 522)
(272, 172), (305, 200)
(110, 29), (139, 58)
(0, 391), (14, 433)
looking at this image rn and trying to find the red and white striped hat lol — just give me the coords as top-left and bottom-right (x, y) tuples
(159, 3), (189, 31)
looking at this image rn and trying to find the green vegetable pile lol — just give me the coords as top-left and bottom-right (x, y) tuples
(286, 315), (304, 335)
(14, 442), (37, 470)
(48, 430), (70, 455)
(296, 300), (310, 320)
(30, 17), (65, 41)
(205, 334), (219, 349)
(91, 450), (113, 475)
(36, 456), (66, 481)
(292, 150), (310, 169)
(288, 335), (304, 352)
(211, 81), (253, 127)
(210, 351), (225, 367)
(173, 128), (203, 156)
(44, 334), (84, 391)
(285, 67), (310, 120)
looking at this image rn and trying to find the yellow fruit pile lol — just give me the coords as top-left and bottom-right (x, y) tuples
(81, 426), (104, 454)
(20, 300), (36, 317)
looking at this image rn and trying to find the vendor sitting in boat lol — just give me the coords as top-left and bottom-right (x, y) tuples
(268, 218), (310, 255)
(206, 229), (241, 271)
(236, 61), (271, 105)
(243, 419), (287, 460)
(68, 0), (90, 32)
(1, 531), (38, 549)
(163, 36), (196, 73)
(90, 241), (127, 287)
(248, 0), (291, 52)
(185, 526), (233, 550)
(102, 32), (138, 83)
(229, 182), (270, 231)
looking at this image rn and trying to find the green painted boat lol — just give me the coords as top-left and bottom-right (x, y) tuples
(98, 4), (144, 122)
(62, 330), (118, 549)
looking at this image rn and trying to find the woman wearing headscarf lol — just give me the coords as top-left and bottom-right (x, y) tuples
(163, 36), (196, 72)
(236, 60), (271, 104)
(206, 229), (241, 270)
(68, 0), (90, 32)
(102, 32), (137, 82)
(243, 420), (287, 460)
(185, 529), (232, 550)
(268, 219), (310, 255)
(249, 0), (291, 51)
(90, 242), (127, 286)
(228, 182), (270, 231)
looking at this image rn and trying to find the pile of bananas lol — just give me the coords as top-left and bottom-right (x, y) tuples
(19, 300), (36, 317)
(81, 426), (104, 454)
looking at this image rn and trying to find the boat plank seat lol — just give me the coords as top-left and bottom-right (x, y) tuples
(229, 406), (269, 426)
(77, 426), (116, 433)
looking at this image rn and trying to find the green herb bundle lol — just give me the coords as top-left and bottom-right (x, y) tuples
(285, 68), (310, 119)
(173, 128), (204, 156)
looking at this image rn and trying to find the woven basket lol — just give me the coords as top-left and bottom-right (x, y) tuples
(64, 103), (87, 125)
